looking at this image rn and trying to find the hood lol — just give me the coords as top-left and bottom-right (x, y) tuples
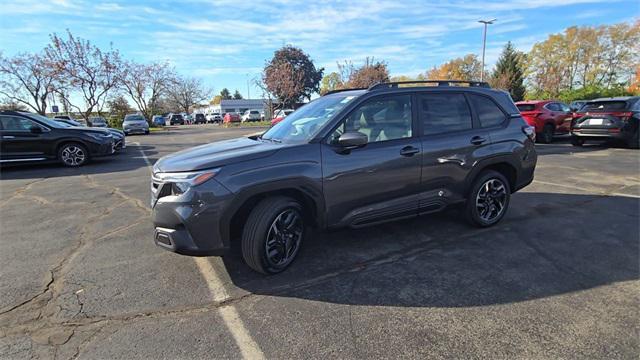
(154, 137), (281, 172)
(65, 127), (111, 135)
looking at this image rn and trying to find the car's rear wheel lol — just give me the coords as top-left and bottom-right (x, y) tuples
(241, 196), (305, 274)
(571, 136), (585, 147)
(465, 170), (511, 227)
(58, 143), (89, 167)
(538, 124), (554, 144)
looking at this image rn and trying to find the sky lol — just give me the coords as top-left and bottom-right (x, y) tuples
(1, 0), (638, 100)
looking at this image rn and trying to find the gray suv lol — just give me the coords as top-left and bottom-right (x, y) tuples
(151, 81), (537, 274)
(123, 114), (149, 135)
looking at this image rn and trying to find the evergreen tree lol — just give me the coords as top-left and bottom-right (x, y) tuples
(491, 42), (526, 101)
(233, 89), (243, 99)
(220, 88), (232, 100)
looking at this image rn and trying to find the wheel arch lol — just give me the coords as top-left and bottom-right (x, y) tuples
(464, 157), (519, 195)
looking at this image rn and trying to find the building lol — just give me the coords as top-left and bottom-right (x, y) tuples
(197, 99), (275, 115)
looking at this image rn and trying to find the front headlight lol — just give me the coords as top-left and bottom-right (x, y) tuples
(153, 168), (221, 195)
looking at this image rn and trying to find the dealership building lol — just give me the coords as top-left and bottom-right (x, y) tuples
(197, 99), (274, 115)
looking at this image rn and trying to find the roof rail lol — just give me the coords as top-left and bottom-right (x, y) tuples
(368, 80), (490, 91)
(324, 87), (368, 95)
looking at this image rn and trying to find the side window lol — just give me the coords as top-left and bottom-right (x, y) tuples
(469, 94), (507, 128)
(330, 95), (412, 144)
(559, 103), (571, 112)
(0, 116), (38, 131)
(419, 93), (472, 135)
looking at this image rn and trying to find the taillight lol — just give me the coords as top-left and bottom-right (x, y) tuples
(617, 112), (633, 122)
(522, 125), (536, 142)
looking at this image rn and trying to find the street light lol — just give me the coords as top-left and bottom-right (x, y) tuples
(478, 18), (496, 82)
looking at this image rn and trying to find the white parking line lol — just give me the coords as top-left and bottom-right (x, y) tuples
(134, 142), (265, 360)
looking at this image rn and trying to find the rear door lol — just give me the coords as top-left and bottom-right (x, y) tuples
(418, 92), (495, 206)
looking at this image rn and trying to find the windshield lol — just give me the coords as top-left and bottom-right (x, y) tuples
(580, 101), (628, 112)
(24, 113), (67, 128)
(124, 115), (145, 122)
(262, 94), (358, 143)
(90, 117), (106, 123)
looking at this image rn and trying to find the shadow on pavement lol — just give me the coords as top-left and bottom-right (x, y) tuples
(222, 192), (639, 308)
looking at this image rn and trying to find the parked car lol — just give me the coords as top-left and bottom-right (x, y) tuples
(193, 113), (206, 124)
(150, 80), (537, 274)
(223, 112), (241, 123)
(571, 96), (639, 148)
(168, 114), (184, 125)
(152, 115), (166, 127)
(570, 100), (588, 112)
(0, 111), (115, 167)
(89, 116), (108, 128)
(270, 109), (295, 126)
(206, 113), (222, 124)
(241, 110), (261, 122)
(183, 114), (193, 125)
(54, 118), (125, 151)
(123, 114), (150, 135)
(515, 100), (573, 143)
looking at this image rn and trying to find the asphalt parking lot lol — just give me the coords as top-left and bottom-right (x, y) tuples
(1, 125), (638, 359)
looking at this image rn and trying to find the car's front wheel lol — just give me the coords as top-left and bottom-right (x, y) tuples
(465, 170), (511, 227)
(241, 196), (305, 274)
(58, 143), (89, 167)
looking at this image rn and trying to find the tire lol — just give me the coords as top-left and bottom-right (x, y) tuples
(241, 196), (306, 274)
(58, 142), (89, 167)
(464, 170), (511, 227)
(538, 124), (554, 144)
(571, 136), (585, 147)
(145, 130), (150, 135)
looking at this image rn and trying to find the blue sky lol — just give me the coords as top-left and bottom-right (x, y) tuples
(1, 0), (638, 100)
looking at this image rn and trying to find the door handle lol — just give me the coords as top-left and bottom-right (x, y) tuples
(400, 146), (419, 157)
(470, 136), (487, 145)
(2, 136), (15, 139)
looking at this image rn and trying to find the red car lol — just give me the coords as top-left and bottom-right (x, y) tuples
(270, 109), (295, 126)
(223, 113), (241, 124)
(515, 100), (573, 143)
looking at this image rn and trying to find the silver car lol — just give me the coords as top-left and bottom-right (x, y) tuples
(89, 116), (108, 127)
(123, 114), (149, 135)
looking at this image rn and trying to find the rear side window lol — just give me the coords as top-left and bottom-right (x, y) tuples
(469, 94), (506, 128)
(419, 93), (472, 135)
(582, 101), (627, 111)
(517, 104), (537, 112)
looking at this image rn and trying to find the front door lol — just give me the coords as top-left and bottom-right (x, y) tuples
(321, 94), (422, 227)
(0, 115), (49, 161)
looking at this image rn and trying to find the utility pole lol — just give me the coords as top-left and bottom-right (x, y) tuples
(246, 74), (251, 99)
(478, 18), (496, 82)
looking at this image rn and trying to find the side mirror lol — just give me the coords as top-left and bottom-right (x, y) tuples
(30, 126), (43, 134)
(337, 131), (368, 149)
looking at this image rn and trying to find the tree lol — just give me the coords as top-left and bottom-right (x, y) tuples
(119, 61), (175, 121)
(233, 89), (243, 99)
(166, 76), (211, 114)
(320, 72), (343, 95)
(346, 57), (390, 88)
(526, 21), (640, 97)
(106, 95), (133, 126)
(45, 31), (122, 120)
(426, 54), (482, 81)
(220, 88), (232, 100)
(0, 99), (28, 111)
(263, 45), (323, 107)
(0, 51), (60, 114)
(491, 42), (526, 101)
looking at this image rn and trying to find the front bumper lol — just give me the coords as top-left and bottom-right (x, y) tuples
(151, 177), (234, 256)
(88, 140), (116, 157)
(124, 126), (149, 134)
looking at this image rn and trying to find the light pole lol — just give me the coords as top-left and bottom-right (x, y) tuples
(478, 18), (496, 82)
(246, 73), (251, 99)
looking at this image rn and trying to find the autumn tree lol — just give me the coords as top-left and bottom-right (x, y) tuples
(319, 72), (343, 95)
(426, 54), (482, 81)
(0, 51), (60, 114)
(166, 76), (211, 114)
(263, 45), (323, 107)
(490, 42), (526, 101)
(527, 21), (640, 97)
(346, 57), (390, 88)
(118, 61), (175, 121)
(45, 31), (122, 120)
(233, 89), (243, 99)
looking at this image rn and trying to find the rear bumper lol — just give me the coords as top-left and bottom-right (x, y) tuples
(571, 128), (633, 140)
